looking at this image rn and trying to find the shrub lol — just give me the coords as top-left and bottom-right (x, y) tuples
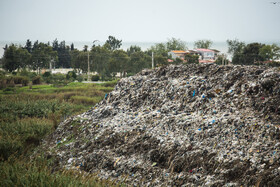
(32, 76), (42, 85)
(267, 61), (280, 67)
(76, 75), (83, 82)
(91, 75), (100, 81)
(42, 72), (51, 77)
(66, 71), (77, 80)
(3, 87), (15, 93)
(13, 76), (29, 86)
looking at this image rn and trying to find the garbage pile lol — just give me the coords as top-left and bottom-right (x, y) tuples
(40, 64), (280, 186)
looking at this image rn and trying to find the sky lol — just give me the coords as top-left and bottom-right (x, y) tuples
(0, 0), (280, 43)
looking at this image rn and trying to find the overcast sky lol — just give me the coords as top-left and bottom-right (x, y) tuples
(0, 0), (279, 43)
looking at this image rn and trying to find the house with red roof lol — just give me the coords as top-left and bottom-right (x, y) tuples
(168, 50), (188, 59)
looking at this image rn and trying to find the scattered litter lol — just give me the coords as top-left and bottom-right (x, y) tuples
(38, 64), (280, 186)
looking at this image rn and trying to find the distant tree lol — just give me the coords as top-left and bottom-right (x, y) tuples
(70, 43), (75, 51)
(90, 45), (111, 77)
(241, 43), (264, 65)
(77, 51), (88, 73)
(166, 38), (187, 51)
(127, 45), (142, 56)
(70, 49), (82, 71)
(32, 40), (39, 52)
(31, 42), (57, 72)
(128, 47), (151, 74)
(17, 47), (31, 69)
(259, 44), (280, 61)
(194, 40), (213, 49)
(92, 40), (99, 48)
(226, 39), (245, 55)
(109, 50), (129, 77)
(24, 39), (32, 53)
(57, 41), (71, 68)
(3, 44), (8, 51)
(83, 45), (88, 52)
(2, 44), (31, 72)
(148, 43), (168, 57)
(105, 36), (122, 51)
(215, 54), (230, 65)
(185, 53), (199, 64)
(52, 39), (59, 51)
(227, 39), (246, 65)
(154, 55), (168, 66)
(3, 44), (20, 72)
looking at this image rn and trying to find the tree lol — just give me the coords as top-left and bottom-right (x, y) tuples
(215, 54), (229, 65)
(3, 44), (20, 72)
(76, 51), (88, 73)
(185, 54), (199, 64)
(194, 40), (213, 49)
(226, 39), (245, 55)
(166, 38), (187, 51)
(259, 44), (280, 61)
(227, 39), (246, 65)
(127, 45), (142, 56)
(83, 45), (88, 52)
(24, 39), (32, 53)
(109, 50), (129, 77)
(2, 44), (31, 72)
(70, 43), (75, 51)
(70, 49), (82, 72)
(17, 47), (31, 69)
(148, 43), (168, 57)
(31, 42), (57, 72)
(241, 43), (264, 65)
(52, 39), (59, 51)
(105, 36), (122, 51)
(128, 47), (151, 74)
(90, 45), (111, 78)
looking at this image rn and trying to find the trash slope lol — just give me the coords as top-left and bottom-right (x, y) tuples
(40, 64), (280, 186)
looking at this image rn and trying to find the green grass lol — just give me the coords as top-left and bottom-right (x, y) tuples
(0, 80), (118, 186)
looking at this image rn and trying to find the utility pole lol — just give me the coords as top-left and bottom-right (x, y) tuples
(49, 60), (52, 73)
(152, 52), (154, 69)
(87, 51), (90, 82)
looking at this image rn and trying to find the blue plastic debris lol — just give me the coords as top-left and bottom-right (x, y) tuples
(198, 128), (202, 131)
(105, 93), (108, 99)
(193, 90), (196, 97)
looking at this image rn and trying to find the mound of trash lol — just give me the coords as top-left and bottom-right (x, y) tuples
(40, 64), (280, 186)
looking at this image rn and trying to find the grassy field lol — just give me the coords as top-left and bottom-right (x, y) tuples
(0, 80), (122, 186)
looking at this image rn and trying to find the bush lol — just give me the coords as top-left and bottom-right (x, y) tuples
(13, 76), (29, 86)
(42, 72), (51, 77)
(3, 87), (15, 93)
(91, 75), (100, 81)
(66, 71), (77, 80)
(76, 75), (83, 82)
(267, 61), (280, 67)
(32, 76), (42, 85)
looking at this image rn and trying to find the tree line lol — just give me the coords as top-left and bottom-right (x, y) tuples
(1, 37), (280, 79)
(226, 39), (280, 65)
(1, 36), (195, 78)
